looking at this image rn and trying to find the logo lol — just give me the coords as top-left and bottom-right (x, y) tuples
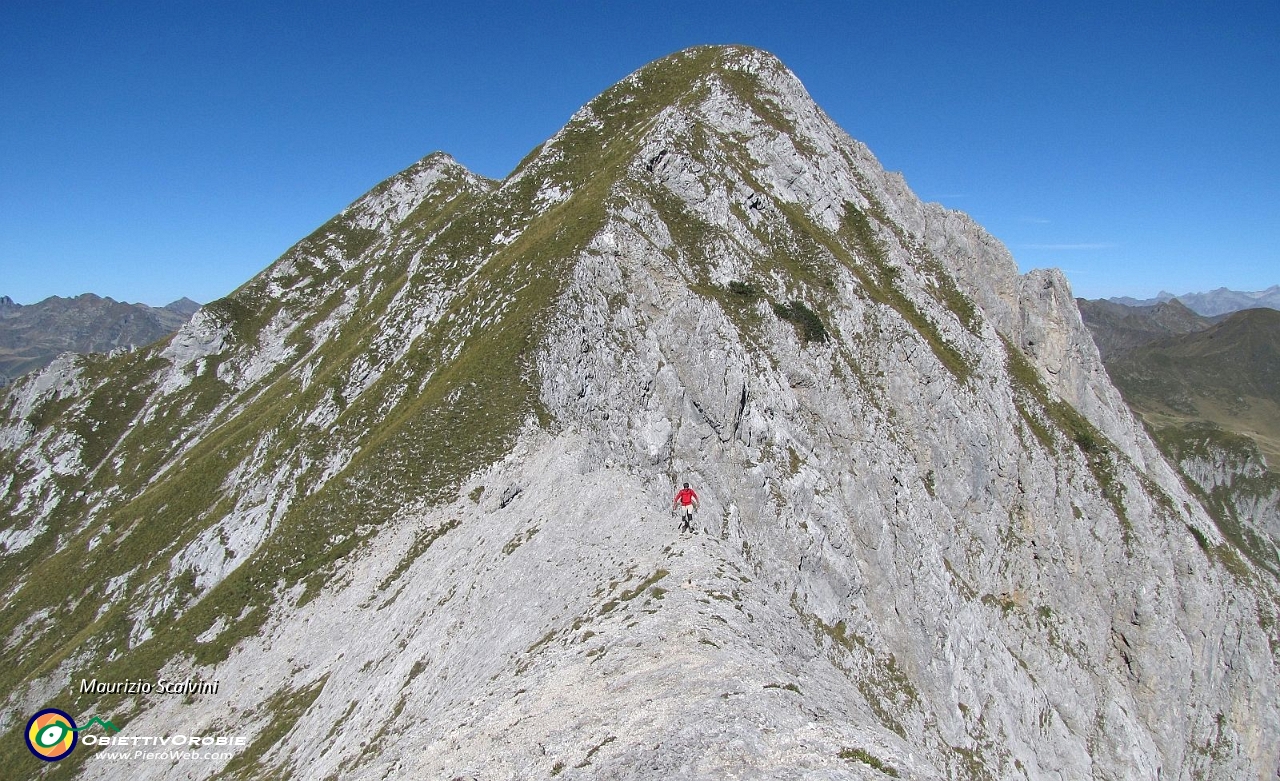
(26, 709), (77, 762)
(24, 709), (119, 762)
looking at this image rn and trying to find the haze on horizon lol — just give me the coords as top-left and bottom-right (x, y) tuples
(2, 0), (1276, 306)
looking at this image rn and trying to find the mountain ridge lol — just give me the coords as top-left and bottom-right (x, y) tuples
(1106, 307), (1280, 459)
(1110, 284), (1280, 316)
(1076, 297), (1214, 360)
(2, 45), (1277, 779)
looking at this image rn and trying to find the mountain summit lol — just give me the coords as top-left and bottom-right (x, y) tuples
(2, 46), (1277, 779)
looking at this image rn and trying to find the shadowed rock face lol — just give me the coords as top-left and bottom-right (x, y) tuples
(2, 46), (1278, 780)
(0, 294), (199, 382)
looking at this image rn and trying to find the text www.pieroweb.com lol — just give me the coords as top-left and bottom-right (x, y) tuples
(97, 749), (236, 762)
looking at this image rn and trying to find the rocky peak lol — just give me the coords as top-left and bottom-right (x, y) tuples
(162, 297), (202, 316)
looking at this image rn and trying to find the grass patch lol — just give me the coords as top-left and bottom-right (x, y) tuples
(503, 524), (541, 556)
(619, 569), (670, 602)
(764, 681), (802, 694)
(772, 300), (829, 344)
(839, 747), (900, 777)
(379, 518), (462, 591)
(214, 675), (328, 781)
(981, 593), (1018, 615)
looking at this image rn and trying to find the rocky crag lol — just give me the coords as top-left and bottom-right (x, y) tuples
(2, 46), (1277, 780)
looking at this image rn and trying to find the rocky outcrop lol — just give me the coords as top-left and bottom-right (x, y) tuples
(2, 46), (1277, 780)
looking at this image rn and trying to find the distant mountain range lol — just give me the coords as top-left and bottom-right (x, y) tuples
(1079, 295), (1279, 459)
(1076, 297), (1215, 360)
(1079, 296), (1279, 564)
(1109, 285), (1280, 317)
(0, 293), (199, 383)
(1097, 307), (1279, 458)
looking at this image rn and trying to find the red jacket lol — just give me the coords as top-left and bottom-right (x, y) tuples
(674, 487), (698, 507)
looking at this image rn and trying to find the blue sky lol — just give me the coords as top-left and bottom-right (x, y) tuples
(2, 1), (1276, 305)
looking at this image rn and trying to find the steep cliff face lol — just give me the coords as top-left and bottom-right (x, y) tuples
(2, 46), (1277, 780)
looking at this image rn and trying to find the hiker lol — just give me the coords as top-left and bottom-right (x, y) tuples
(672, 482), (699, 533)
